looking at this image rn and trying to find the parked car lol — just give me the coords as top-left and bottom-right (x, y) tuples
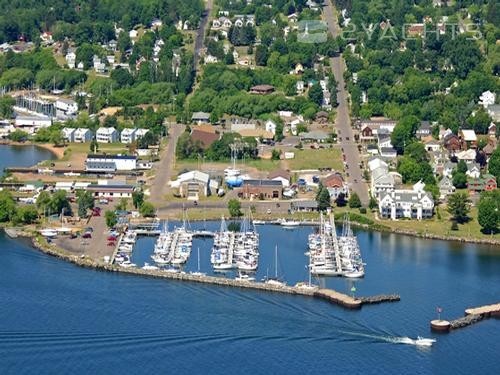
(82, 232), (92, 239)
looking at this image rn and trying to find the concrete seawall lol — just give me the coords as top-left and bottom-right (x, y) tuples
(27, 233), (399, 310)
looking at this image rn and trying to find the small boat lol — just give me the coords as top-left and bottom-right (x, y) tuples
(119, 260), (136, 268)
(265, 245), (286, 286)
(253, 220), (266, 225)
(344, 269), (365, 278)
(279, 219), (300, 227)
(190, 247), (206, 276)
(163, 267), (180, 274)
(414, 337), (436, 347)
(236, 273), (255, 282)
(142, 263), (159, 271)
(40, 229), (58, 237)
(213, 263), (233, 270)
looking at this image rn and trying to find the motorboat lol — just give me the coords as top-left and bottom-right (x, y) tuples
(414, 337), (436, 347)
(213, 263), (234, 270)
(40, 229), (58, 238)
(151, 254), (170, 264)
(142, 263), (159, 271)
(163, 267), (180, 274)
(265, 279), (286, 287)
(253, 220), (266, 225)
(119, 260), (137, 268)
(279, 218), (300, 227)
(344, 268), (365, 278)
(236, 273), (255, 282)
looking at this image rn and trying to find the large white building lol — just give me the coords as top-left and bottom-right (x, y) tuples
(120, 128), (149, 144)
(379, 182), (434, 220)
(15, 115), (52, 134)
(96, 127), (118, 143)
(169, 170), (219, 200)
(62, 127), (76, 142)
(85, 154), (137, 173)
(55, 99), (78, 116)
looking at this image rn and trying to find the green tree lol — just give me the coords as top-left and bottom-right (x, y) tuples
(271, 149), (281, 160)
(308, 83), (324, 106)
(139, 201), (155, 217)
(132, 190), (145, 209)
(452, 172), (467, 189)
(0, 95), (15, 118)
(335, 192), (347, 207)
(447, 192), (471, 224)
(89, 139), (99, 153)
(477, 191), (499, 234)
(457, 160), (467, 174)
(49, 190), (72, 216)
(391, 115), (420, 154)
(76, 190), (94, 218)
(14, 205), (38, 224)
(117, 198), (128, 211)
(0, 190), (17, 222)
(228, 198), (242, 217)
(489, 147), (500, 183)
(317, 187), (332, 210)
(36, 191), (52, 214)
(348, 192), (362, 208)
(369, 196), (378, 210)
(105, 210), (117, 228)
(404, 142), (428, 163)
(8, 130), (29, 142)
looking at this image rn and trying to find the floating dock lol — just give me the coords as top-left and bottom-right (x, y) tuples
(430, 303), (500, 332)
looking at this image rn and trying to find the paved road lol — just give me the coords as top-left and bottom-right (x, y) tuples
(194, 0), (213, 70)
(324, 1), (369, 205)
(149, 124), (185, 204)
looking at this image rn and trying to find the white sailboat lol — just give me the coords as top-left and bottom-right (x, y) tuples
(266, 245), (286, 286)
(191, 247), (206, 276)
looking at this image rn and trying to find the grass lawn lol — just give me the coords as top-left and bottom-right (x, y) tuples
(286, 148), (343, 171)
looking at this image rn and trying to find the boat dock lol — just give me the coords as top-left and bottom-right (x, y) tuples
(430, 303), (500, 332)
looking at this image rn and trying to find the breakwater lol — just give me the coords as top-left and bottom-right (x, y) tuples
(28, 232), (399, 310)
(431, 303), (500, 332)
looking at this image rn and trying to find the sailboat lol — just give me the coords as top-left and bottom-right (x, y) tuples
(265, 245), (286, 286)
(191, 247), (206, 276)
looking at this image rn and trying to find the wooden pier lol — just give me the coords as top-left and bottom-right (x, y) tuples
(430, 303), (500, 332)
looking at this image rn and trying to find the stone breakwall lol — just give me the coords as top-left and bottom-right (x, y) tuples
(28, 234), (400, 310)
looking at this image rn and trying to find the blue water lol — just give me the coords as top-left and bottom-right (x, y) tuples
(1, 222), (499, 374)
(0, 144), (56, 173)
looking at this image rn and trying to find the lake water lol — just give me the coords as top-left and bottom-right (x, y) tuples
(1, 220), (499, 374)
(0, 144), (56, 174)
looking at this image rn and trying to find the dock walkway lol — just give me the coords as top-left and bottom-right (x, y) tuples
(431, 302), (500, 332)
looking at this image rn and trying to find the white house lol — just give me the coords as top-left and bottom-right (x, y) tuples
(442, 161), (457, 178)
(121, 128), (137, 144)
(85, 154), (137, 172)
(438, 176), (455, 200)
(62, 127), (76, 142)
(268, 169), (291, 188)
(135, 128), (149, 140)
(379, 182), (434, 220)
(55, 99), (78, 116)
(296, 80), (305, 94)
(66, 51), (76, 69)
(129, 29), (138, 39)
(15, 116), (52, 134)
(96, 127), (118, 143)
(74, 128), (93, 143)
(371, 166), (395, 198)
(465, 162), (481, 178)
(265, 120), (277, 135)
(0, 120), (14, 138)
(479, 90), (496, 109)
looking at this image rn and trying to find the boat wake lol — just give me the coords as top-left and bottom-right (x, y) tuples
(340, 331), (436, 348)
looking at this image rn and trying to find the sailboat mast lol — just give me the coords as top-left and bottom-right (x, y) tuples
(275, 245), (278, 278)
(197, 247), (200, 271)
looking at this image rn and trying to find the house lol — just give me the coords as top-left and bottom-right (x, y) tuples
(483, 141), (496, 158)
(479, 90), (496, 108)
(230, 120), (256, 132)
(237, 128), (274, 141)
(265, 120), (277, 135)
(487, 104), (500, 122)
(96, 127), (118, 143)
(55, 99), (78, 116)
(191, 112), (210, 124)
(424, 139), (441, 152)
(465, 162), (481, 178)
(287, 13), (299, 23)
(438, 176), (455, 200)
(323, 173), (348, 199)
(15, 116), (52, 134)
(368, 157), (388, 172)
(296, 80), (305, 94)
(291, 200), (319, 212)
(169, 170), (219, 200)
(379, 147), (397, 158)
(249, 85), (275, 94)
(85, 154), (137, 172)
(65, 50), (76, 69)
(455, 149), (476, 162)
(378, 182), (434, 220)
(86, 182), (135, 198)
(460, 129), (477, 148)
(74, 128), (93, 143)
(0, 120), (14, 138)
(121, 128), (137, 144)
(442, 161), (457, 178)
(315, 111), (328, 123)
(268, 169), (291, 188)
(129, 29), (138, 39)
(107, 40), (118, 51)
(443, 133), (462, 152)
(151, 19), (163, 29)
(62, 128), (76, 143)
(488, 123), (496, 137)
(371, 166), (395, 198)
(417, 121), (432, 138)
(40, 32), (53, 45)
(238, 179), (283, 199)
(299, 130), (329, 143)
(190, 128), (219, 149)
(467, 174), (497, 193)
(291, 63), (303, 74)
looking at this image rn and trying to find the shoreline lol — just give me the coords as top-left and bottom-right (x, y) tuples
(0, 140), (64, 159)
